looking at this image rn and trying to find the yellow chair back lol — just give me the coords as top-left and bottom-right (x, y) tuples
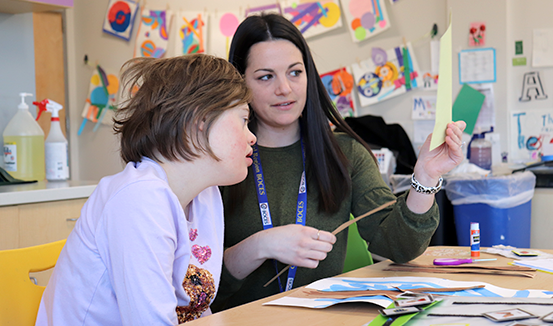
(0, 239), (66, 326)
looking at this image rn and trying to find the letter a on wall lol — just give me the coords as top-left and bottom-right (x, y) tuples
(519, 71), (548, 102)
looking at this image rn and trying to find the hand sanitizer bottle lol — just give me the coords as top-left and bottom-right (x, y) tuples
(3, 93), (45, 181)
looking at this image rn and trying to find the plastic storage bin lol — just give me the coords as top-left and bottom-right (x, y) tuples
(444, 171), (536, 248)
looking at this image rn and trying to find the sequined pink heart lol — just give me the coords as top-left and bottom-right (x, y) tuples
(189, 228), (198, 241)
(192, 244), (211, 264)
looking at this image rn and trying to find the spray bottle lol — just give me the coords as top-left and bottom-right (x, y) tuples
(3, 93), (45, 181)
(33, 99), (69, 181)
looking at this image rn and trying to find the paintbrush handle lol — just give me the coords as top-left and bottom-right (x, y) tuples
(263, 199), (397, 288)
(331, 200), (396, 235)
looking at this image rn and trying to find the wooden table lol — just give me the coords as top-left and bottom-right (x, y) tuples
(183, 247), (553, 326)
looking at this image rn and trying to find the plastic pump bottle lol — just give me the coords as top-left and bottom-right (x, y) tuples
(2, 93), (45, 181)
(468, 128), (493, 170)
(34, 99), (69, 181)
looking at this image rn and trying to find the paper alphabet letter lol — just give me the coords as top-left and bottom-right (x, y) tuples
(519, 71), (548, 102)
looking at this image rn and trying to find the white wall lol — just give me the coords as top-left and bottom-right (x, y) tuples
(0, 12), (36, 170)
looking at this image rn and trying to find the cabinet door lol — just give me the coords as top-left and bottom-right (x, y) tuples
(18, 198), (86, 248)
(19, 198), (86, 286)
(0, 205), (19, 250)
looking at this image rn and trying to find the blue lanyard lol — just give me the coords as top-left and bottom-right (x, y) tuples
(252, 139), (306, 292)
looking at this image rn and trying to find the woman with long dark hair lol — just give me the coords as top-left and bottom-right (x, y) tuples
(213, 13), (466, 311)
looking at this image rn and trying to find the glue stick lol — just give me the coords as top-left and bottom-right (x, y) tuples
(470, 222), (480, 257)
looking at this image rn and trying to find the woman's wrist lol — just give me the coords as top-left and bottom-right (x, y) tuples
(411, 173), (443, 195)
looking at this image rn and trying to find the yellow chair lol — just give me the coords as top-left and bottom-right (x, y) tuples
(0, 239), (66, 326)
(343, 216), (373, 273)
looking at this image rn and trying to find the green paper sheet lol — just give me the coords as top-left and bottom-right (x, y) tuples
(452, 84), (486, 135)
(430, 16), (453, 151)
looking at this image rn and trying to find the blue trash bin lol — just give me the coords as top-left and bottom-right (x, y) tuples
(444, 171), (536, 248)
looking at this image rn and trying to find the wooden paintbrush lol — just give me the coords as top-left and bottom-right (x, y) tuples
(263, 199), (397, 288)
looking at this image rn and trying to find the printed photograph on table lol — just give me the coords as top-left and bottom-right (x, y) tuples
(78, 66), (120, 135)
(171, 11), (207, 56)
(244, 3), (282, 17)
(102, 0), (139, 41)
(351, 43), (422, 107)
(320, 67), (356, 118)
(133, 8), (172, 58)
(209, 11), (242, 59)
(281, 0), (343, 39)
(342, 0), (390, 43)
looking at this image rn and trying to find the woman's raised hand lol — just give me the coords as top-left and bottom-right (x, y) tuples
(414, 121), (467, 182)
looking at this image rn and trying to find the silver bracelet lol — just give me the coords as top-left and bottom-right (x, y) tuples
(410, 173), (443, 195)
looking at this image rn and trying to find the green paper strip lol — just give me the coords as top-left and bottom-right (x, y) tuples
(402, 47), (411, 90)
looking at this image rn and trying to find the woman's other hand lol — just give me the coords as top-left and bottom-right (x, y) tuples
(258, 224), (336, 268)
(223, 225), (336, 280)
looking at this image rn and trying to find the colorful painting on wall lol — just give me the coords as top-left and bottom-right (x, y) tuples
(133, 8), (172, 58)
(172, 11), (207, 56)
(320, 67), (356, 118)
(281, 0), (343, 39)
(102, 0), (139, 41)
(342, 0), (390, 43)
(209, 11), (242, 58)
(78, 66), (120, 135)
(351, 42), (422, 107)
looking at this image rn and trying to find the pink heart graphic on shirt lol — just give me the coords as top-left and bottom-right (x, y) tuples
(189, 228), (198, 241)
(192, 244), (211, 264)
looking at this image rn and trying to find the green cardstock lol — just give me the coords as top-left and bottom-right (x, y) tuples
(452, 84), (486, 135)
(512, 57), (527, 66)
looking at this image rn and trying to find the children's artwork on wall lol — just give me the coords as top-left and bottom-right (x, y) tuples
(342, 0), (390, 43)
(171, 11), (207, 56)
(133, 8), (172, 58)
(412, 95), (436, 120)
(519, 71), (548, 102)
(469, 22), (486, 46)
(320, 67), (356, 118)
(421, 71), (438, 90)
(78, 66), (120, 135)
(209, 11), (241, 58)
(351, 42), (421, 107)
(511, 108), (553, 162)
(281, 0), (343, 39)
(103, 0), (139, 41)
(244, 3), (282, 17)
